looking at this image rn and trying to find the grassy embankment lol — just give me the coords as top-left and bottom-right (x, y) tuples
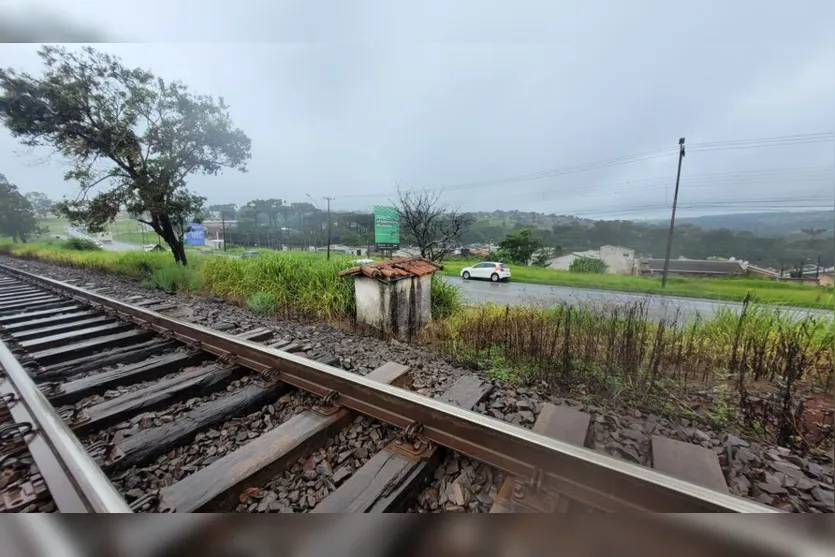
(2, 240), (831, 449)
(38, 217), (152, 244)
(441, 259), (834, 310)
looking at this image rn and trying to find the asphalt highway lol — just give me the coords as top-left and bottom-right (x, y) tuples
(441, 276), (832, 322)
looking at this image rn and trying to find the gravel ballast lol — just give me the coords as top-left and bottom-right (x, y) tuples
(2, 255), (832, 513)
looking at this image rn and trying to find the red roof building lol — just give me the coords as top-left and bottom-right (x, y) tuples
(340, 257), (441, 340)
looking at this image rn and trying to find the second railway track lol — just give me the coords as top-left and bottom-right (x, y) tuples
(0, 263), (782, 516)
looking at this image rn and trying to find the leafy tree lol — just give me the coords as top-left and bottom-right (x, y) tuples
(569, 257), (607, 274)
(277, 204), (294, 230)
(207, 204), (237, 220)
(801, 228), (827, 239)
(0, 173), (38, 242)
(457, 211), (833, 269)
(0, 45), (251, 265)
(395, 188), (472, 262)
(531, 247), (555, 267)
(240, 198), (285, 229)
(498, 228), (544, 265)
(24, 191), (53, 217)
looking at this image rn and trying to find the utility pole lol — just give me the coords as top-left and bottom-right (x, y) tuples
(221, 213), (227, 251)
(324, 196), (335, 260)
(661, 138), (686, 289)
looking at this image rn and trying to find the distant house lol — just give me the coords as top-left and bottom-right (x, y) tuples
(637, 258), (747, 277)
(599, 245), (635, 275)
(794, 264), (834, 287)
(316, 244), (367, 256)
(547, 249), (600, 271)
(547, 245), (635, 275)
(747, 265), (782, 280)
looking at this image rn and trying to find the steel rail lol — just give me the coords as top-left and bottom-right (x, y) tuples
(0, 264), (776, 513)
(0, 335), (131, 513)
(10, 515), (85, 557)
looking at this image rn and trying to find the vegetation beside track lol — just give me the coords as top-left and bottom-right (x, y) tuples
(422, 298), (834, 451)
(2, 240), (832, 451)
(0, 240), (458, 320)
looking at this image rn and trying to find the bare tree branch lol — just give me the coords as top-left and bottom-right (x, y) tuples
(393, 187), (472, 263)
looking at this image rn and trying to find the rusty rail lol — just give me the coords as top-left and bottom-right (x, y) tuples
(0, 337), (131, 513)
(0, 263), (776, 513)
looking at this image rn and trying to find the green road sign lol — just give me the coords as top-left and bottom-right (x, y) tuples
(373, 206), (400, 248)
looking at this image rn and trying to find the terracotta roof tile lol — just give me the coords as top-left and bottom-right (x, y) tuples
(339, 257), (442, 281)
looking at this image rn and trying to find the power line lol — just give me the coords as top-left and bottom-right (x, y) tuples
(688, 132), (834, 148)
(550, 201), (833, 220)
(338, 132), (834, 201)
(338, 146), (678, 199)
(462, 167), (834, 207)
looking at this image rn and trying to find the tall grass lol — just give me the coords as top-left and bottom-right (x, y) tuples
(246, 292), (278, 315)
(422, 297), (834, 449)
(141, 264), (202, 292)
(0, 242), (459, 320)
(200, 252), (355, 319)
(431, 276), (462, 319)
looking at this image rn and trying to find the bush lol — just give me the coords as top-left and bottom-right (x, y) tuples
(141, 263), (200, 292)
(246, 292), (278, 315)
(201, 251), (355, 319)
(63, 237), (102, 251)
(569, 257), (607, 274)
(431, 276), (462, 319)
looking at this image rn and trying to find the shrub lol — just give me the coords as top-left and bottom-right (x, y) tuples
(431, 276), (462, 319)
(422, 298), (834, 449)
(141, 263), (200, 292)
(247, 292), (278, 315)
(201, 251), (355, 319)
(569, 257), (607, 274)
(63, 237), (102, 251)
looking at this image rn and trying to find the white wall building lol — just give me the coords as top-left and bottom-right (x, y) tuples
(548, 246), (635, 274)
(599, 245), (635, 275)
(547, 250), (600, 271)
(340, 258), (440, 341)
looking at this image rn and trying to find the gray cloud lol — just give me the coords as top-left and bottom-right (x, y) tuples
(1, 0), (833, 220)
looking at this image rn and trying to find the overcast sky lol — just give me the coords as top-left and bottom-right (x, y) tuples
(1, 0), (833, 220)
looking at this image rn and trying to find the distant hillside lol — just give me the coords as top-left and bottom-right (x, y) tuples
(461, 209), (834, 268)
(673, 210), (833, 237)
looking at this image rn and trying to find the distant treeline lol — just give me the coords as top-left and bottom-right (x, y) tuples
(460, 213), (832, 269)
(208, 202), (831, 268)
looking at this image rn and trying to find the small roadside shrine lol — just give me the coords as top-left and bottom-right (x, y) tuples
(339, 257), (442, 341)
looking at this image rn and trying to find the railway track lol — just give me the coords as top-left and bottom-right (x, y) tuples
(0, 262), (798, 518)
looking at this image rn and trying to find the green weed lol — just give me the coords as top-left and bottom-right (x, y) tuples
(430, 276), (462, 319)
(246, 292), (278, 315)
(141, 264), (200, 292)
(63, 238), (102, 251)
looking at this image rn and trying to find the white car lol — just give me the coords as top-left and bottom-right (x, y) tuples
(460, 262), (511, 282)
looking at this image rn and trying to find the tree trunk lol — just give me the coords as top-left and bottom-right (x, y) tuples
(150, 213), (188, 266)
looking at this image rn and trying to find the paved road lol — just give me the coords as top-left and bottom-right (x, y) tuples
(66, 228), (141, 253)
(440, 276), (832, 322)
